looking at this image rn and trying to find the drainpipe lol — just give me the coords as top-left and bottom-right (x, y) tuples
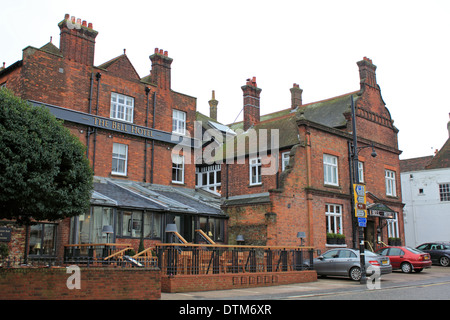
(305, 128), (314, 247)
(86, 73), (94, 158)
(92, 72), (101, 174)
(144, 87), (150, 182)
(150, 92), (156, 184)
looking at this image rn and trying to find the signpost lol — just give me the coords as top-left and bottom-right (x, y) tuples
(353, 183), (367, 218)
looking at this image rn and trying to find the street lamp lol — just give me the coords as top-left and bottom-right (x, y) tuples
(349, 96), (377, 285)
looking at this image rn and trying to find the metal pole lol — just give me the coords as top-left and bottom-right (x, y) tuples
(351, 96), (367, 285)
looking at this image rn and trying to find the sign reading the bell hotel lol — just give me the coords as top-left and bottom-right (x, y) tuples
(29, 100), (195, 147)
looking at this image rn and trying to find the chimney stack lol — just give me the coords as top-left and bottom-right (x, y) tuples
(290, 83), (303, 110)
(208, 90), (219, 121)
(149, 48), (173, 90)
(242, 77), (261, 131)
(357, 57), (378, 91)
(58, 13), (98, 66)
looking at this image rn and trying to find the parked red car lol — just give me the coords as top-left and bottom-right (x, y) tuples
(375, 246), (431, 273)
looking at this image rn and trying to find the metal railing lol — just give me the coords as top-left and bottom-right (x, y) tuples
(0, 256), (158, 269)
(155, 243), (314, 276)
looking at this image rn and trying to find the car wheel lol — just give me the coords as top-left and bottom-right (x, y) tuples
(439, 256), (450, 267)
(401, 262), (412, 273)
(349, 267), (361, 281)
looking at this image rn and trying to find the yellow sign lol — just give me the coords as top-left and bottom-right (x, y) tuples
(353, 184), (367, 218)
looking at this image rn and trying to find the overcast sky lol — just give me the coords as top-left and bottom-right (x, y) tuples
(2, 0), (449, 159)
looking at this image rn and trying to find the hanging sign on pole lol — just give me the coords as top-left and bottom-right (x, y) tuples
(353, 184), (367, 219)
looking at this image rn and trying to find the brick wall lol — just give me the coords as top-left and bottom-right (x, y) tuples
(161, 270), (317, 293)
(0, 267), (160, 300)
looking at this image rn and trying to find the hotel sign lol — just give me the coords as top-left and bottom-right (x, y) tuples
(0, 227), (11, 242)
(28, 100), (198, 148)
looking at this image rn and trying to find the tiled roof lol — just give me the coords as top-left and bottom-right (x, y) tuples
(400, 156), (434, 172)
(426, 138), (450, 169)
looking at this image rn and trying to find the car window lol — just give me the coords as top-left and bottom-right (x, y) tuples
(389, 248), (404, 256)
(322, 250), (339, 259)
(377, 248), (389, 255)
(443, 245), (450, 250)
(339, 250), (357, 258)
(406, 247), (423, 254)
(365, 251), (379, 257)
(417, 244), (430, 250)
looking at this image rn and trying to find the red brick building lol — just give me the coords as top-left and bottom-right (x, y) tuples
(0, 14), (227, 261)
(220, 58), (404, 253)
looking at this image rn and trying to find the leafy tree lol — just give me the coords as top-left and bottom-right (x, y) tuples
(0, 88), (93, 226)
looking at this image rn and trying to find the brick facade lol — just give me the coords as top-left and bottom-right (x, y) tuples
(0, 14), (224, 261)
(222, 58), (404, 254)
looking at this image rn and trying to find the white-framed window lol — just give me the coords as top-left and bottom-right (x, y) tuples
(172, 154), (184, 184)
(172, 110), (186, 135)
(323, 154), (339, 186)
(358, 161), (364, 183)
(110, 92), (134, 123)
(387, 212), (399, 238)
(281, 152), (290, 171)
(196, 165), (221, 193)
(385, 169), (396, 196)
(325, 204), (343, 234)
(112, 143), (128, 175)
(249, 157), (262, 185)
(439, 183), (450, 202)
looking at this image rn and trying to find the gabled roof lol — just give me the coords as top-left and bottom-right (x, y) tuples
(426, 137), (450, 169)
(96, 54), (141, 81)
(39, 42), (62, 56)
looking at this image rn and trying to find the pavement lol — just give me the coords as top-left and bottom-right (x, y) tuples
(161, 266), (450, 300)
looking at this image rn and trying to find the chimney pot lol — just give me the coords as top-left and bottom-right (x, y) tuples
(64, 13), (70, 20)
(88, 22), (93, 29)
(71, 16), (75, 23)
(164, 51), (168, 57)
(155, 48), (159, 53)
(82, 20), (87, 27)
(159, 49), (163, 55)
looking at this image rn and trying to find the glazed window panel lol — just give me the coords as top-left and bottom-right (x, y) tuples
(112, 143), (128, 176)
(28, 223), (57, 256)
(172, 154), (184, 184)
(172, 110), (186, 135)
(110, 92), (134, 123)
(325, 204), (343, 234)
(439, 183), (450, 202)
(385, 170), (396, 196)
(323, 154), (339, 186)
(250, 157), (262, 185)
(281, 152), (290, 171)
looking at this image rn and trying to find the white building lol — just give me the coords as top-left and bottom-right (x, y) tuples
(400, 121), (450, 247)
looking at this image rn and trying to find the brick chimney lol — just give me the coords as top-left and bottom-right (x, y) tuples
(149, 48), (173, 90)
(242, 77), (261, 131)
(290, 83), (303, 110)
(208, 90), (219, 121)
(58, 14), (98, 65)
(357, 57), (378, 90)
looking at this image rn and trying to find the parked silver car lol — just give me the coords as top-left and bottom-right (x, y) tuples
(313, 248), (392, 281)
